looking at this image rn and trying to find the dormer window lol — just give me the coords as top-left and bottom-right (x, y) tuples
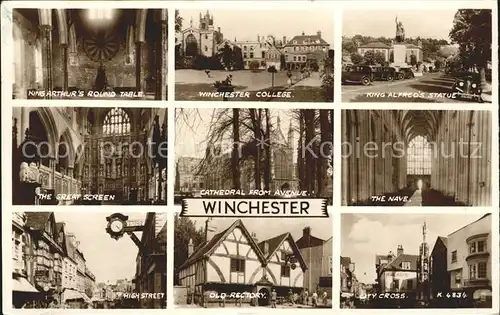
(401, 262), (411, 270)
(293, 40), (297, 44)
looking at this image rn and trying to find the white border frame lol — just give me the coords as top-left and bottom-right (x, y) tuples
(1, 1), (498, 315)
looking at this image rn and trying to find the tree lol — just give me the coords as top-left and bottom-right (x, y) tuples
(232, 46), (244, 70)
(217, 43), (235, 70)
(173, 214), (204, 285)
(249, 60), (260, 71)
(449, 9), (492, 88)
(374, 51), (386, 65)
(350, 52), (363, 65)
(363, 51), (376, 65)
(231, 109), (241, 189)
(342, 40), (358, 54)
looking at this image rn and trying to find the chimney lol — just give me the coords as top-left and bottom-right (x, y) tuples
(257, 34), (260, 42)
(188, 238), (194, 256)
(397, 245), (404, 256)
(388, 251), (394, 261)
(264, 241), (269, 255)
(303, 226), (311, 237)
(218, 27), (221, 33)
(317, 31), (322, 38)
(283, 36), (287, 45)
(251, 232), (258, 244)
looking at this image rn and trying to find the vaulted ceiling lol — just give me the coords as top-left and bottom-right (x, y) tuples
(394, 110), (443, 142)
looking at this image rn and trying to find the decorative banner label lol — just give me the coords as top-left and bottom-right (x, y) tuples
(181, 198), (328, 217)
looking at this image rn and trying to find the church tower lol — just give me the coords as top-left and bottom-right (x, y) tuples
(199, 10), (216, 57)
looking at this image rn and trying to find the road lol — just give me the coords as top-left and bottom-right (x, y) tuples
(342, 72), (486, 103)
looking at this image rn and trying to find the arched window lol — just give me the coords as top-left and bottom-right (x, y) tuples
(103, 108), (130, 136)
(88, 9), (113, 21)
(407, 136), (432, 175)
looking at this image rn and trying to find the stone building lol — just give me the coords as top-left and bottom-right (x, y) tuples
(134, 213), (167, 308)
(297, 227), (332, 296)
(283, 31), (330, 70)
(12, 107), (168, 205)
(203, 116), (297, 192)
(341, 110), (492, 206)
(178, 10), (224, 58)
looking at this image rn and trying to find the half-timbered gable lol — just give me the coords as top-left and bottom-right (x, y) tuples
(179, 220), (266, 288)
(179, 219), (308, 303)
(259, 233), (306, 288)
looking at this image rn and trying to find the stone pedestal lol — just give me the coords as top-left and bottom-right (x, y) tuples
(392, 43), (407, 67)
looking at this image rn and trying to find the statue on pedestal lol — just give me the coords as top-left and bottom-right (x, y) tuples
(395, 16), (405, 43)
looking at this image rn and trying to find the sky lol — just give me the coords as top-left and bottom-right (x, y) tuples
(187, 216), (332, 243)
(175, 108), (296, 159)
(341, 213), (487, 284)
(343, 9), (459, 40)
(52, 212), (153, 284)
(178, 9), (335, 45)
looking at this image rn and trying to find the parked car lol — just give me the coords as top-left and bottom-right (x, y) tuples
(451, 72), (483, 102)
(400, 67), (415, 79)
(342, 65), (373, 86)
(372, 66), (396, 81)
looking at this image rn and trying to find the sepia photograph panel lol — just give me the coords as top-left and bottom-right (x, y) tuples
(174, 215), (332, 308)
(175, 10), (334, 102)
(175, 108), (333, 205)
(340, 213), (493, 309)
(12, 212), (167, 309)
(341, 9), (492, 103)
(12, 107), (168, 205)
(12, 8), (168, 100)
(341, 110), (492, 206)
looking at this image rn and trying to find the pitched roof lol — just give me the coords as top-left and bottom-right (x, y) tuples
(383, 254), (419, 272)
(180, 219), (307, 271)
(359, 42), (390, 49)
(286, 34), (328, 46)
(438, 236), (448, 247)
(258, 233), (308, 271)
(296, 234), (326, 249)
(179, 219), (265, 269)
(258, 233), (288, 259)
(448, 213), (491, 236)
(25, 212), (52, 230)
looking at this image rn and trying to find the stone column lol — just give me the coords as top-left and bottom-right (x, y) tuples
(61, 44), (69, 92)
(135, 41), (144, 94)
(39, 25), (53, 99)
(155, 17), (168, 100)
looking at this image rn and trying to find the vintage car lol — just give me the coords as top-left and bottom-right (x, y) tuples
(371, 66), (396, 81)
(342, 65), (373, 86)
(451, 72), (483, 102)
(394, 67), (414, 80)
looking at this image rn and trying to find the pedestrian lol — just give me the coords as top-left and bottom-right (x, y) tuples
(323, 291), (328, 306)
(312, 291), (318, 307)
(270, 289), (277, 308)
(288, 289), (294, 306)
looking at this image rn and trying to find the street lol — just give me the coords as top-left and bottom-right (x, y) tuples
(342, 72), (489, 103)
